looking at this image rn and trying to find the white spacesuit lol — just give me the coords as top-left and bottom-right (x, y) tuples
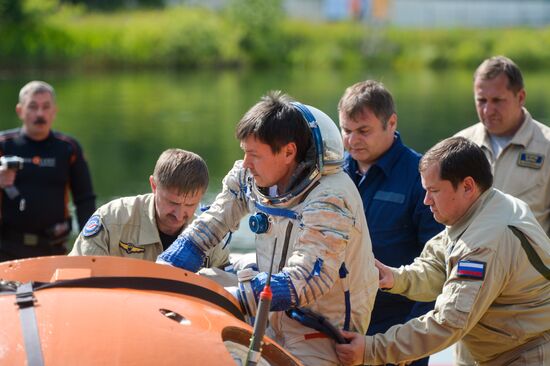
(159, 102), (377, 366)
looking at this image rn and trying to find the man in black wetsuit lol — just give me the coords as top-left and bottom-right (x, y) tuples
(0, 80), (96, 260)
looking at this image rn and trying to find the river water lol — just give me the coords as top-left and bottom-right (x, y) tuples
(1, 67), (549, 251)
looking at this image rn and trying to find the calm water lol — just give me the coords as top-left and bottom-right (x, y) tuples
(1, 67), (549, 249)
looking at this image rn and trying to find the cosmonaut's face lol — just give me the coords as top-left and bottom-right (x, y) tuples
(421, 162), (472, 226)
(474, 72), (525, 137)
(240, 135), (297, 192)
(150, 176), (204, 236)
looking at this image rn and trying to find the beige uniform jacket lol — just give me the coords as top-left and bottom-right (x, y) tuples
(456, 109), (550, 234)
(364, 188), (550, 365)
(69, 193), (229, 268)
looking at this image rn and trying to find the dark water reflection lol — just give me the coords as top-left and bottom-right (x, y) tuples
(1, 68), (549, 249)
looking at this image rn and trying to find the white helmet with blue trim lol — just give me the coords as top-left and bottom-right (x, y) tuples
(292, 102), (344, 175)
(250, 102), (344, 209)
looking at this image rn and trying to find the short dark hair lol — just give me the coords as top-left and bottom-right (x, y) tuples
(337, 80), (395, 128)
(419, 137), (493, 192)
(153, 149), (209, 195)
(235, 91), (312, 163)
(474, 55), (524, 94)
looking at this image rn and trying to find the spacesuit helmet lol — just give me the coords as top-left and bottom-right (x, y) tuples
(292, 102), (344, 175)
(250, 101), (344, 207)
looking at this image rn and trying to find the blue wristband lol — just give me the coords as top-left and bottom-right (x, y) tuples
(157, 235), (205, 272)
(251, 272), (296, 311)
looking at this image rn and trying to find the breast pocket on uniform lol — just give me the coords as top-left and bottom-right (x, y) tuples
(371, 190), (411, 248)
(373, 190), (405, 205)
(506, 158), (544, 198)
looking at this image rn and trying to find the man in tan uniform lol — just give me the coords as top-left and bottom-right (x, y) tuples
(70, 149), (229, 268)
(335, 137), (550, 366)
(455, 55), (550, 234)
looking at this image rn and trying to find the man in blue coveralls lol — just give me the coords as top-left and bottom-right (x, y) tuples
(338, 80), (444, 366)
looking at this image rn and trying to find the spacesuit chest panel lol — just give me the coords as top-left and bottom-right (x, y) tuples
(252, 202), (305, 275)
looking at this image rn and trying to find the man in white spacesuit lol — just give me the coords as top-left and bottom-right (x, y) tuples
(158, 91), (378, 366)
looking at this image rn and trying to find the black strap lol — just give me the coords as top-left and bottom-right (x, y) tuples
(277, 221), (294, 272)
(509, 225), (550, 281)
(32, 276), (245, 321)
(16, 282), (45, 366)
(286, 307), (349, 344)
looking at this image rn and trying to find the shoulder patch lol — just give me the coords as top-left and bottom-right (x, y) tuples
(457, 260), (485, 280)
(82, 215), (102, 237)
(517, 152), (544, 169)
(119, 241), (145, 254)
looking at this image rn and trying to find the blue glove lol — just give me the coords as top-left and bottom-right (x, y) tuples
(250, 271), (295, 311)
(157, 235), (205, 272)
(225, 270), (295, 322)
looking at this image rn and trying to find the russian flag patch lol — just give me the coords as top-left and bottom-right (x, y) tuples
(457, 260), (486, 280)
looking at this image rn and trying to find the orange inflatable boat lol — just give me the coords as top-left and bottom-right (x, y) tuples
(0, 256), (302, 366)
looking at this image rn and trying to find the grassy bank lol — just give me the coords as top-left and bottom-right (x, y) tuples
(1, 5), (550, 71)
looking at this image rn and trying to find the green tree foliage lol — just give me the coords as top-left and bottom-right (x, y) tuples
(0, 0), (24, 23)
(0, 0), (74, 68)
(225, 0), (287, 67)
(2, 4), (550, 71)
(59, 0), (164, 11)
(0, 0), (60, 24)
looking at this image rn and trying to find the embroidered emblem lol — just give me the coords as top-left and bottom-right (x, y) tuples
(119, 241), (145, 254)
(517, 152), (544, 169)
(82, 215), (102, 237)
(457, 260), (485, 280)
